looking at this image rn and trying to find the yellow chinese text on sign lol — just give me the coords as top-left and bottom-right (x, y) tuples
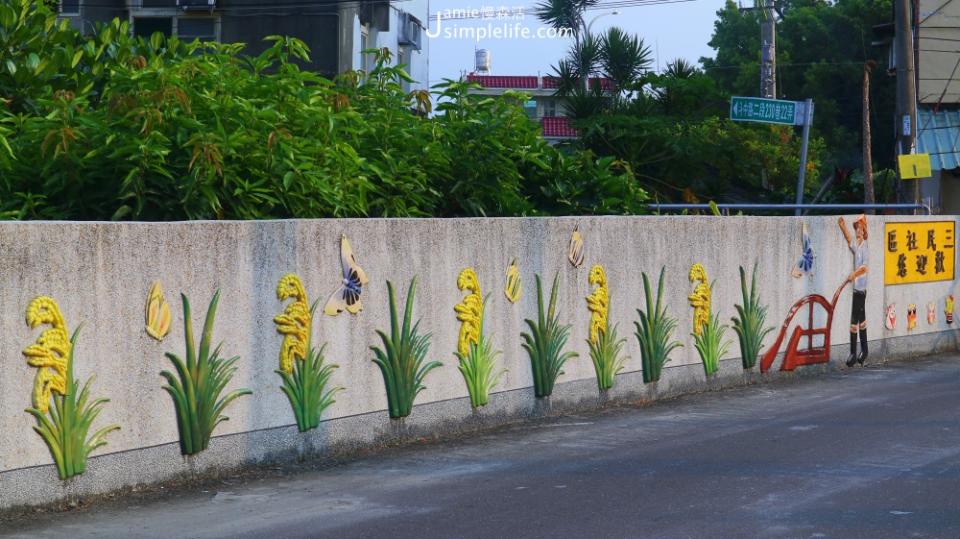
(897, 153), (932, 179)
(884, 221), (956, 285)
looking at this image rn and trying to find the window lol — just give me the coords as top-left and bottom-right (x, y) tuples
(524, 100), (537, 119)
(133, 17), (218, 42)
(134, 17), (173, 38)
(178, 18), (217, 42)
(60, 0), (80, 16)
(541, 99), (558, 118)
(140, 0), (176, 8)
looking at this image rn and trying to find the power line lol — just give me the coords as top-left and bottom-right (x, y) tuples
(66, 0), (413, 11)
(427, 0), (696, 21)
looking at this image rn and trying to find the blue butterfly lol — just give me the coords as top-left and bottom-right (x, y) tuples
(324, 234), (369, 316)
(793, 224), (815, 278)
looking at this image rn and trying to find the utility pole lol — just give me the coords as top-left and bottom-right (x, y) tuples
(760, 0), (776, 98)
(739, 1), (777, 97)
(894, 0), (918, 207)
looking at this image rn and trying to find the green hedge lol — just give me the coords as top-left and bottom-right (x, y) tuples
(0, 0), (648, 220)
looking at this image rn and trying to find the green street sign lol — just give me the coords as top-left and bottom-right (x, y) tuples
(730, 97), (808, 126)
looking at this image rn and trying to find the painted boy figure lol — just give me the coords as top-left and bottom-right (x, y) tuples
(839, 215), (869, 367)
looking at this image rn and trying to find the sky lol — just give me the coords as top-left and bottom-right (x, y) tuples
(426, 0), (727, 84)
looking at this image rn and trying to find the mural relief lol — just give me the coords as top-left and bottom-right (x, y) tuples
(839, 215), (869, 367)
(688, 265), (728, 377)
(145, 281), (172, 341)
(324, 234), (369, 316)
(585, 265), (626, 391)
(567, 224), (584, 268)
(372, 278), (442, 418)
(23, 296), (119, 480)
(454, 269), (504, 408)
(275, 274), (311, 374)
(790, 223), (815, 279)
(634, 267), (682, 384)
(760, 217), (867, 372)
(274, 274), (341, 432)
(688, 263), (711, 337)
(161, 290), (252, 455)
(731, 264), (774, 370)
(504, 259), (522, 303)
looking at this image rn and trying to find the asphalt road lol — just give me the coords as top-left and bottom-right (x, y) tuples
(2, 355), (959, 539)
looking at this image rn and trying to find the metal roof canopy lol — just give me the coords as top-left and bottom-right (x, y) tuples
(917, 108), (960, 170)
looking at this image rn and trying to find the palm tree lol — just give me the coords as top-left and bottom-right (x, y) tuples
(600, 27), (652, 103)
(664, 58), (698, 79)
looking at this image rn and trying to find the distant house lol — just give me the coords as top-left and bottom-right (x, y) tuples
(56, 0), (429, 90)
(465, 74), (614, 143)
(884, 0), (960, 213)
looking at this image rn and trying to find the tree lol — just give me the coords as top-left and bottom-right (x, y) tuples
(701, 0), (895, 180)
(0, 0), (647, 220)
(537, 0), (652, 109)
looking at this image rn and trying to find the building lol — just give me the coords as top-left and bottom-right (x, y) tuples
(56, 0), (429, 89)
(465, 73), (614, 143)
(895, 0), (960, 213)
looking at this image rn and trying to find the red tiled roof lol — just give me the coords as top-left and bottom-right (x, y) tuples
(541, 117), (577, 138)
(466, 75), (539, 89)
(590, 77), (616, 92)
(542, 76), (562, 89)
(467, 74), (616, 93)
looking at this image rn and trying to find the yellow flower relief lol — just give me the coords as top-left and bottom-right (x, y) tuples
(504, 259), (522, 303)
(568, 224), (585, 268)
(145, 281), (172, 341)
(585, 265), (609, 344)
(274, 274), (311, 374)
(688, 263), (711, 336)
(455, 268), (483, 356)
(22, 296), (71, 413)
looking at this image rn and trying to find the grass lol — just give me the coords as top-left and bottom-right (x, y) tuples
(161, 290), (252, 456)
(731, 263), (774, 370)
(26, 327), (120, 480)
(456, 296), (505, 408)
(588, 323), (628, 391)
(693, 312), (731, 377)
(521, 273), (578, 398)
(371, 278), (442, 419)
(633, 267), (682, 384)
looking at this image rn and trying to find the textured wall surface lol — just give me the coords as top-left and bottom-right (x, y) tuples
(0, 216), (956, 509)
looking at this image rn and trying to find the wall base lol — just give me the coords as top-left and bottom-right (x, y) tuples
(1, 329), (956, 512)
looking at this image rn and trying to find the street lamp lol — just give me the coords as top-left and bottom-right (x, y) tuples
(585, 10), (620, 36)
(581, 10), (620, 90)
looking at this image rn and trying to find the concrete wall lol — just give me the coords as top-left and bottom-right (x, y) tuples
(0, 216), (957, 509)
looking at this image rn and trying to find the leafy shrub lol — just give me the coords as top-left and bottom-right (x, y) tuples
(0, 0), (647, 220)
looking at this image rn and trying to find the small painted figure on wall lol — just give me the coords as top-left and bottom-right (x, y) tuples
(790, 223), (815, 279)
(838, 215), (869, 367)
